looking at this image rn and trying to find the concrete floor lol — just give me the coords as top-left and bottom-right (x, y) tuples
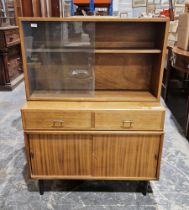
(0, 82), (189, 210)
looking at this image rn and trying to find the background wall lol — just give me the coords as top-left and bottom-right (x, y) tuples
(113, 0), (186, 17)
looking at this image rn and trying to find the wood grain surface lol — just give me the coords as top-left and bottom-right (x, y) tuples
(28, 133), (162, 179)
(29, 134), (92, 176)
(93, 134), (161, 178)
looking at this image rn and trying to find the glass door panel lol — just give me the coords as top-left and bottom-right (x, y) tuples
(22, 21), (95, 98)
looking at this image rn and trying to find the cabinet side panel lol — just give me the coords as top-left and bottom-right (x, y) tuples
(29, 134), (92, 176)
(156, 134), (164, 179)
(24, 134), (32, 178)
(151, 22), (169, 98)
(93, 134), (161, 179)
(19, 20), (30, 99)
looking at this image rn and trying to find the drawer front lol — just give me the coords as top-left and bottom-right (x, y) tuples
(172, 53), (189, 70)
(5, 29), (20, 47)
(8, 46), (22, 81)
(95, 110), (164, 131)
(23, 111), (91, 130)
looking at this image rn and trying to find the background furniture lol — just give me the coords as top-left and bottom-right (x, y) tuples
(0, 27), (23, 90)
(14, 0), (71, 18)
(71, 0), (113, 16)
(20, 17), (169, 195)
(162, 46), (189, 140)
(0, 0), (16, 26)
(0, 0), (23, 90)
(13, 0), (112, 18)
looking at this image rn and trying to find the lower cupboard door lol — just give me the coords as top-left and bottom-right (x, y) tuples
(29, 134), (92, 176)
(93, 134), (162, 179)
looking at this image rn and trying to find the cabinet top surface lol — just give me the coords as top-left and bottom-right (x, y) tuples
(22, 101), (165, 111)
(0, 26), (18, 30)
(19, 17), (169, 23)
(173, 46), (189, 57)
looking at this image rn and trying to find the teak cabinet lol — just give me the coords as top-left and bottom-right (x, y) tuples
(19, 17), (169, 195)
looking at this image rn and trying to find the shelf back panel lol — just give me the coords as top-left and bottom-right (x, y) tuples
(95, 22), (166, 50)
(95, 53), (154, 90)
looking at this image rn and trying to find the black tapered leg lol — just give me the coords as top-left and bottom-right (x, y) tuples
(142, 181), (149, 196)
(38, 180), (44, 195)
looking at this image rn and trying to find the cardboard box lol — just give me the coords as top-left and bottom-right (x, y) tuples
(177, 13), (189, 51)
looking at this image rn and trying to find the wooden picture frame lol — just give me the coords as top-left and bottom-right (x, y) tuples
(175, 0), (185, 6)
(133, 0), (147, 8)
(175, 6), (185, 16)
(154, 0), (161, 4)
(148, 0), (154, 4)
(161, 0), (169, 6)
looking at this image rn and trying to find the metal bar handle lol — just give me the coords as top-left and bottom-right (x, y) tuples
(122, 120), (133, 128)
(52, 120), (64, 128)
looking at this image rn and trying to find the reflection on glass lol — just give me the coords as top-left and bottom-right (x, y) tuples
(22, 21), (95, 97)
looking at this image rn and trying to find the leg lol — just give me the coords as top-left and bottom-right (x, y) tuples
(38, 180), (44, 195)
(141, 181), (149, 196)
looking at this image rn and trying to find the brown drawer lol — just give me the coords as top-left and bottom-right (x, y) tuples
(172, 52), (189, 71)
(5, 29), (20, 47)
(8, 46), (22, 81)
(95, 109), (164, 131)
(22, 111), (91, 130)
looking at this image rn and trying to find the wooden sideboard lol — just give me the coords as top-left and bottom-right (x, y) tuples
(0, 26), (23, 90)
(19, 17), (169, 195)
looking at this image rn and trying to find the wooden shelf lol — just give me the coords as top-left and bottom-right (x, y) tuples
(26, 48), (91, 53)
(30, 90), (157, 102)
(23, 101), (163, 110)
(20, 17), (169, 22)
(95, 49), (162, 54)
(26, 49), (162, 54)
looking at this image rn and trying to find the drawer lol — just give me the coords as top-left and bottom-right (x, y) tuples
(95, 110), (164, 131)
(5, 29), (20, 47)
(22, 111), (91, 130)
(172, 52), (189, 71)
(8, 46), (22, 81)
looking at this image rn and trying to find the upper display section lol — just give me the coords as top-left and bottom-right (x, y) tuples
(19, 18), (169, 102)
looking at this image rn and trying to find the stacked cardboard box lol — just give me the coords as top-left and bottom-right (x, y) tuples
(177, 13), (189, 51)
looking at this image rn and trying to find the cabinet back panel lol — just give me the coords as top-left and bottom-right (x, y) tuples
(95, 22), (164, 49)
(95, 54), (153, 90)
